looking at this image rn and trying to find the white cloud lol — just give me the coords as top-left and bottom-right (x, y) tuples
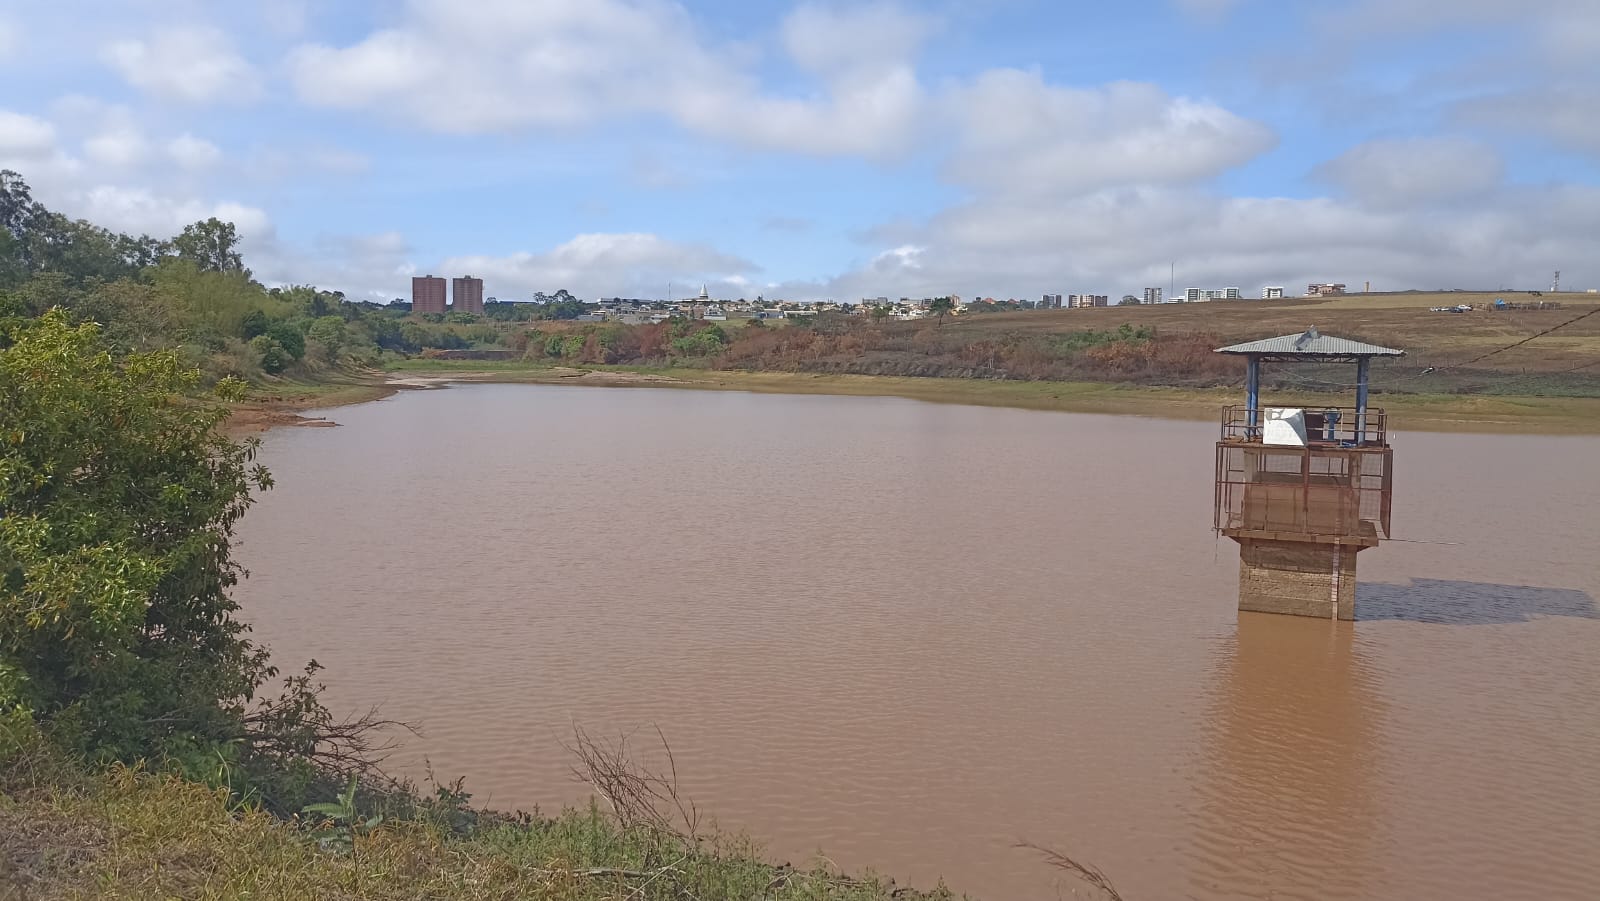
(1315, 137), (1503, 207)
(0, 111), (58, 161)
(243, 230), (415, 299)
(84, 126), (149, 168)
(102, 26), (260, 104)
(257, 0), (309, 37)
(942, 73), (1275, 195)
(1535, 10), (1600, 67)
(0, 106), (262, 242)
(1458, 86), (1600, 157)
(782, 3), (936, 76)
(75, 185), (269, 239)
(799, 181), (1600, 301)
(167, 134), (222, 170)
(288, 0), (930, 157)
(439, 233), (759, 300)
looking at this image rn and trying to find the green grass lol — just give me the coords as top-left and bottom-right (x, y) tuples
(0, 756), (958, 901)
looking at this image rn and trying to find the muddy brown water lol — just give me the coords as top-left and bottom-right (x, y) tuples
(233, 383), (1600, 900)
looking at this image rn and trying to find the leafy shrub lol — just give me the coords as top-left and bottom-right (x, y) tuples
(306, 316), (348, 352)
(250, 335), (291, 373)
(0, 311), (274, 762)
(266, 321), (306, 360)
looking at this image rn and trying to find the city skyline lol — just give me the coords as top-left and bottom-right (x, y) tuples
(2, 2), (1598, 302)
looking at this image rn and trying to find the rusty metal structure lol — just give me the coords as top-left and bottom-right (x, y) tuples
(1212, 328), (1402, 620)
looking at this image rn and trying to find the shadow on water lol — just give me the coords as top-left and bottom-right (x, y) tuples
(1356, 579), (1599, 625)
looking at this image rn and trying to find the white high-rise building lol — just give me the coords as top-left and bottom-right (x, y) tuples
(1184, 286), (1242, 302)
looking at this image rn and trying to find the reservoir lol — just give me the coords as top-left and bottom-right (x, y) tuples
(233, 383), (1600, 900)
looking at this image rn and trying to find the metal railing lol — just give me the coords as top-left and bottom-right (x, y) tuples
(1220, 404), (1387, 447)
(1214, 442), (1393, 542)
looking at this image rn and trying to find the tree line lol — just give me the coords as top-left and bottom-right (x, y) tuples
(0, 170), (532, 387)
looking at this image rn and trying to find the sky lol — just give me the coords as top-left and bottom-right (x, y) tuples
(2, 0), (1599, 302)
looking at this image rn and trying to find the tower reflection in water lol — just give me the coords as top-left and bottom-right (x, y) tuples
(1187, 613), (1385, 901)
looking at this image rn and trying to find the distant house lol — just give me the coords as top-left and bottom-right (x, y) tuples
(1307, 283), (1347, 296)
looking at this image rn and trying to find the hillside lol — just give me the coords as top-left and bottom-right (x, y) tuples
(946, 292), (1600, 381)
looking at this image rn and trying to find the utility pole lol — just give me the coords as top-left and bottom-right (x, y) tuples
(1169, 261), (1175, 303)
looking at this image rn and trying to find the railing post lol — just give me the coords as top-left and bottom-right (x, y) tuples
(1355, 357), (1370, 445)
(1246, 357), (1261, 438)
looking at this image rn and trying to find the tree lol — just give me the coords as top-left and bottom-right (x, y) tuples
(306, 315), (348, 353)
(173, 217), (247, 276)
(265, 321), (305, 360)
(0, 310), (273, 761)
(250, 334), (291, 373)
(240, 309), (270, 339)
(928, 296), (956, 327)
(1118, 295), (1142, 306)
(871, 305), (892, 325)
(0, 171), (169, 285)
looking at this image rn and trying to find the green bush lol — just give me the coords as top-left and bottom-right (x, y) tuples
(250, 335), (291, 373)
(306, 316), (348, 353)
(241, 309), (269, 339)
(671, 324), (728, 358)
(0, 311), (273, 763)
(266, 321), (306, 360)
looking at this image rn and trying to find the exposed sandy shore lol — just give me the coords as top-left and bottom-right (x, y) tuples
(378, 366), (1600, 435)
(230, 366), (1600, 436)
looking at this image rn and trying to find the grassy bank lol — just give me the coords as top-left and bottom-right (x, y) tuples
(385, 360), (1600, 434)
(0, 752), (954, 901)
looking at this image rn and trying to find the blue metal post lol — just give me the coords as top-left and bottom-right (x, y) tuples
(1246, 357), (1260, 438)
(1355, 357), (1370, 445)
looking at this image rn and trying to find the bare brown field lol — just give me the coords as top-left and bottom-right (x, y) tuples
(947, 292), (1600, 375)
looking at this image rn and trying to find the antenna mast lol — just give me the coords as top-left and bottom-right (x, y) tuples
(1552, 270), (1561, 293)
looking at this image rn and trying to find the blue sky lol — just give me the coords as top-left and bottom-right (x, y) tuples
(2, 0), (1599, 301)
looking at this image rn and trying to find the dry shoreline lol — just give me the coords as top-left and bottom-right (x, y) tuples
(238, 366), (1600, 435)
(223, 381), (398, 435)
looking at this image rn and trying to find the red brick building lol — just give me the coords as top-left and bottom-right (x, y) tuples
(412, 275), (447, 314)
(452, 275), (485, 315)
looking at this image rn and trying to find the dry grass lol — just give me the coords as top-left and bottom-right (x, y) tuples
(945, 292), (1600, 373)
(0, 757), (961, 901)
(379, 291), (1600, 433)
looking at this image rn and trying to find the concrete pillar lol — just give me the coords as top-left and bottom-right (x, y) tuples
(1237, 538), (1360, 621)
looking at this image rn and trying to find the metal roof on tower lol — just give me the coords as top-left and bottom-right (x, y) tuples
(1215, 327), (1404, 358)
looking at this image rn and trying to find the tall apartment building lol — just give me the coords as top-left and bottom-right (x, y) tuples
(1069, 294), (1109, 308)
(452, 275), (485, 315)
(1042, 293), (1063, 309)
(1263, 286), (1286, 299)
(1183, 286), (1242, 302)
(411, 275), (447, 315)
(1144, 287), (1163, 305)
